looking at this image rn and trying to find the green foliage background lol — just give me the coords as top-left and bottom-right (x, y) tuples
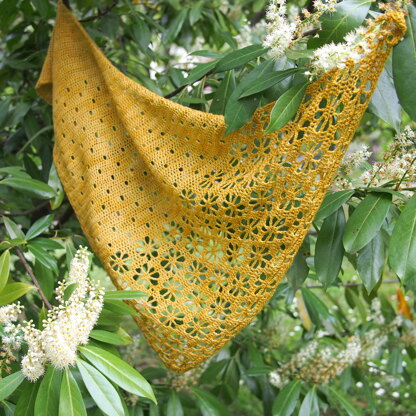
(1, 0), (416, 415)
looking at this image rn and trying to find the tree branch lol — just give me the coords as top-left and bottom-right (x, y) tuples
(0, 201), (49, 218)
(15, 248), (52, 310)
(79, 0), (119, 23)
(164, 69), (215, 99)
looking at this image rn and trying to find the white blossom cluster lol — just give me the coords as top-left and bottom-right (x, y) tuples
(263, 0), (340, 60)
(269, 313), (403, 387)
(0, 247), (104, 381)
(307, 26), (371, 78)
(334, 126), (416, 196)
(263, 0), (298, 59)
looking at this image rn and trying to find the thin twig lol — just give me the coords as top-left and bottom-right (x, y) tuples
(0, 201), (49, 218)
(79, 0), (119, 23)
(15, 248), (52, 310)
(306, 279), (400, 289)
(164, 69), (215, 99)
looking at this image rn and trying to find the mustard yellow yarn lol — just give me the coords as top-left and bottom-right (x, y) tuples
(36, 2), (406, 372)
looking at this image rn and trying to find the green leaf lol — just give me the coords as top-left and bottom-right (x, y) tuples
(163, 9), (188, 43)
(387, 347), (403, 375)
(0, 177), (56, 199)
(189, 2), (203, 26)
(315, 208), (345, 288)
(34, 261), (55, 300)
(215, 45), (268, 73)
(2, 216), (25, 240)
(192, 387), (229, 416)
(0, 282), (34, 306)
(104, 290), (147, 300)
(167, 391), (184, 416)
(28, 243), (58, 274)
(89, 329), (133, 345)
(76, 358), (124, 416)
(30, 237), (63, 251)
(309, 0), (372, 47)
(299, 386), (319, 416)
(266, 81), (308, 134)
(104, 299), (138, 315)
(389, 193), (416, 283)
(26, 214), (54, 240)
(286, 248), (309, 291)
(301, 288), (332, 326)
(0, 371), (24, 401)
(326, 387), (362, 416)
(393, 4), (416, 121)
(224, 60), (275, 135)
(78, 345), (156, 403)
(15, 380), (40, 416)
(272, 380), (301, 416)
(59, 369), (87, 416)
(368, 59), (401, 130)
(0, 249), (10, 293)
(315, 190), (355, 222)
(357, 232), (385, 293)
(35, 366), (62, 416)
(180, 60), (218, 87)
(239, 68), (302, 98)
(343, 193), (392, 253)
(210, 70), (236, 115)
(48, 164), (65, 210)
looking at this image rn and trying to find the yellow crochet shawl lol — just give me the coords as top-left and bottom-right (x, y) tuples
(36, 2), (406, 372)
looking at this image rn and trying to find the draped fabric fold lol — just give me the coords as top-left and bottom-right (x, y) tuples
(36, 2), (406, 372)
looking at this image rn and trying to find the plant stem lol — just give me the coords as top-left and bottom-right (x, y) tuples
(79, 0), (119, 23)
(15, 248), (52, 310)
(164, 69), (215, 99)
(0, 201), (49, 218)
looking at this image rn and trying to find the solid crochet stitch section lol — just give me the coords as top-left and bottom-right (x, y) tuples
(36, 2), (406, 372)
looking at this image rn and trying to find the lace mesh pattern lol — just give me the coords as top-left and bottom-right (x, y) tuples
(36, 2), (406, 372)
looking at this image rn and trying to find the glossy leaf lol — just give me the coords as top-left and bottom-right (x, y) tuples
(389, 193), (416, 283)
(224, 60), (275, 134)
(368, 60), (401, 130)
(239, 68), (302, 98)
(0, 371), (24, 401)
(2, 216), (25, 240)
(0, 249), (10, 293)
(266, 81), (308, 134)
(0, 177), (56, 199)
(309, 0), (372, 47)
(26, 214), (54, 240)
(104, 290), (147, 300)
(286, 245), (309, 291)
(316, 191), (354, 222)
(315, 208), (346, 287)
(15, 380), (40, 416)
(210, 70), (236, 115)
(299, 386), (319, 416)
(180, 60), (218, 87)
(343, 192), (391, 253)
(163, 9), (188, 43)
(393, 4), (416, 121)
(35, 367), (62, 416)
(78, 345), (156, 403)
(272, 380), (301, 416)
(326, 387), (362, 416)
(192, 387), (229, 416)
(301, 288), (332, 326)
(357, 232), (385, 293)
(76, 358), (125, 416)
(0, 282), (34, 306)
(59, 369), (87, 416)
(167, 391), (184, 416)
(89, 329), (133, 345)
(215, 45), (268, 72)
(28, 243), (58, 274)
